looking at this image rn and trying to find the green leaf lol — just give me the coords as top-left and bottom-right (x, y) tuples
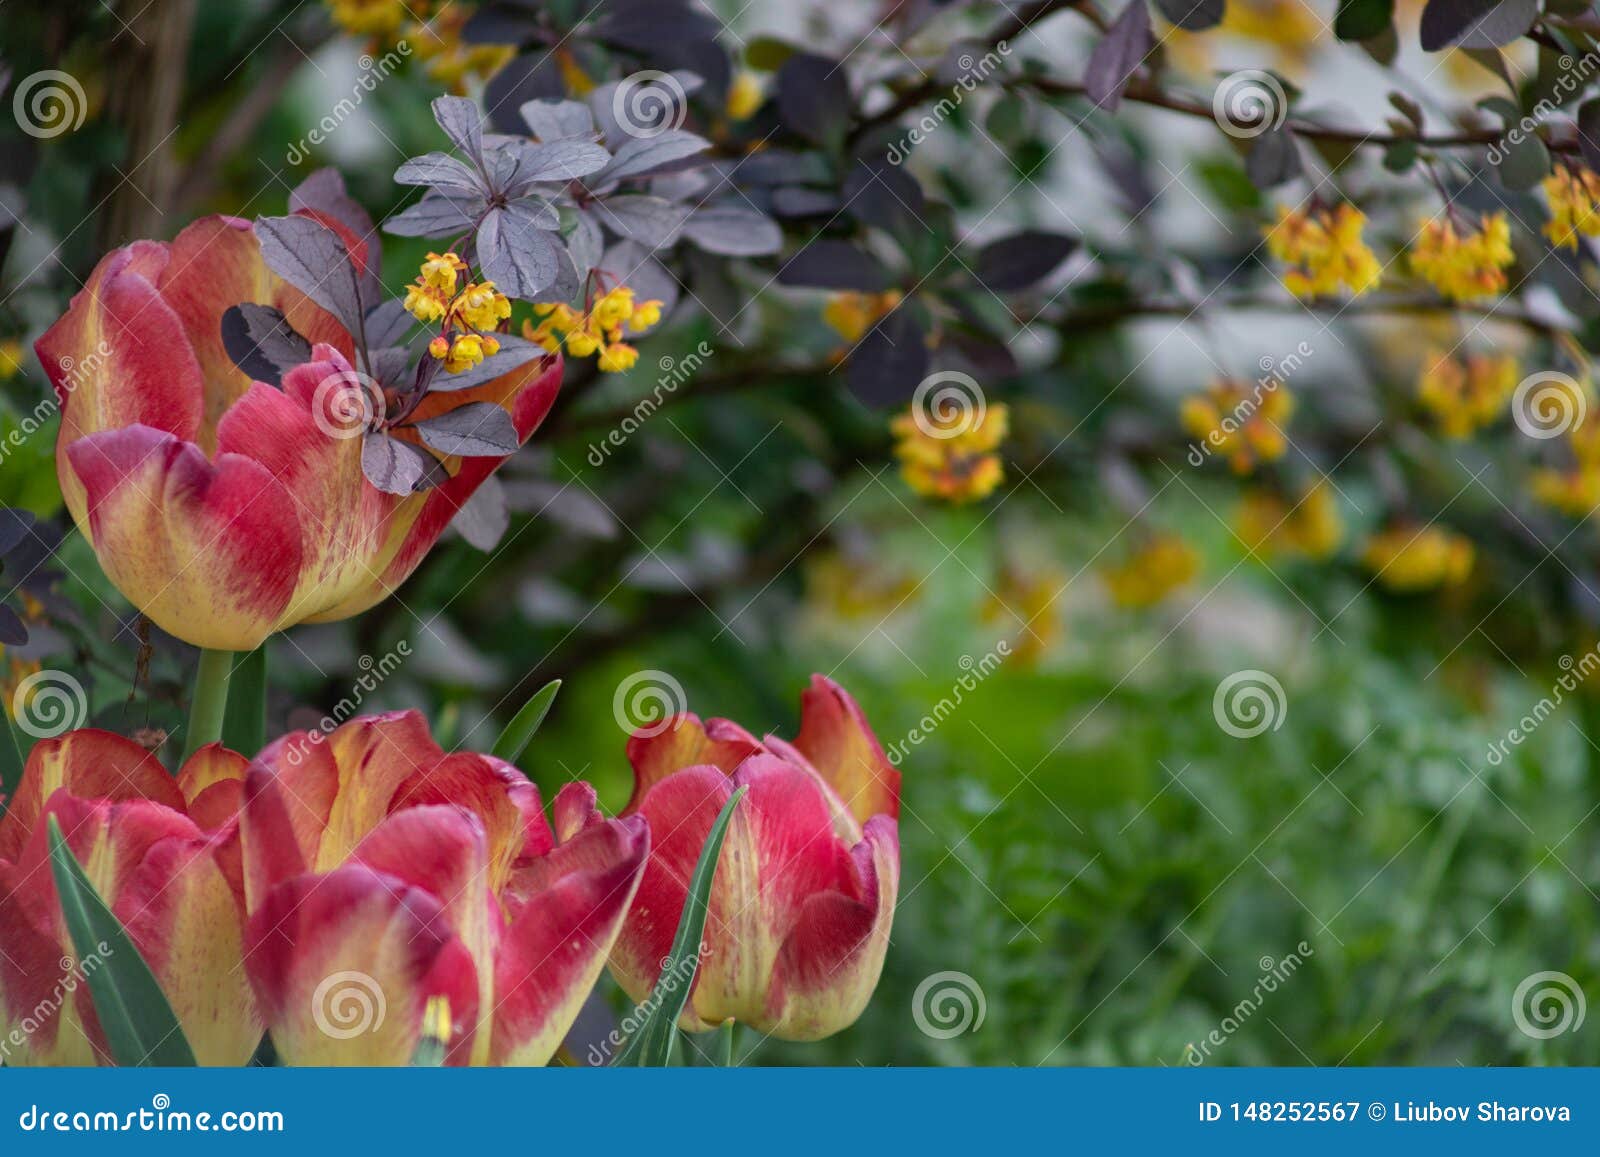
(46, 816), (197, 1066)
(491, 678), (562, 765)
(220, 645), (267, 758)
(613, 785), (748, 1066)
(0, 709), (25, 812)
(1334, 0), (1393, 41)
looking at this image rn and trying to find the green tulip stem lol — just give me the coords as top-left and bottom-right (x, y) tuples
(720, 1019), (737, 1067)
(182, 648), (234, 763)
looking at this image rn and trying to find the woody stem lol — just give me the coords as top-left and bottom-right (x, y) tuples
(182, 648), (234, 762)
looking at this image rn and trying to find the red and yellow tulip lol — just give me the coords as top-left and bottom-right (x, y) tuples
(34, 214), (562, 652)
(238, 711), (649, 1065)
(609, 676), (900, 1040)
(0, 730), (256, 1065)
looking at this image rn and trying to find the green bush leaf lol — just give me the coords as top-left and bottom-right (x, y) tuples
(491, 678), (562, 764)
(46, 816), (196, 1066)
(614, 784), (747, 1066)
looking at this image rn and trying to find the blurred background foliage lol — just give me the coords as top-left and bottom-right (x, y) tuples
(3, 0), (1600, 1065)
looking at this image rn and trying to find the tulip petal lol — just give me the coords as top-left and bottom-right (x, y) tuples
(617, 756), (866, 1035)
(35, 242), (204, 467)
(791, 675), (901, 823)
(622, 713), (764, 815)
(304, 353), (565, 623)
(155, 216), (353, 446)
(492, 812), (648, 1065)
(244, 865), (479, 1066)
(176, 743), (249, 832)
(64, 426), (305, 651)
(241, 711), (440, 908)
(0, 858), (104, 1065)
(0, 730), (183, 863)
(390, 752), (546, 892)
(769, 815), (898, 1040)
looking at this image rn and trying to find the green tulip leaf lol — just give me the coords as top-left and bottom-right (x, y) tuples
(614, 784), (747, 1066)
(220, 645), (268, 759)
(46, 816), (197, 1066)
(491, 678), (562, 765)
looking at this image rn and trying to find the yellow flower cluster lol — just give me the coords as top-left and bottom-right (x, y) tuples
(0, 339), (22, 380)
(1542, 165), (1600, 250)
(524, 287), (661, 373)
(1102, 534), (1201, 609)
(1362, 525), (1474, 592)
(1180, 378), (1295, 474)
(1232, 482), (1344, 561)
(327, 0), (405, 37)
(1409, 213), (1514, 301)
(890, 403), (1009, 504)
(822, 291), (903, 344)
(403, 252), (511, 374)
(1264, 204), (1382, 298)
(1415, 348), (1518, 438)
(980, 564), (1066, 664)
(805, 550), (919, 620)
(1530, 418), (1600, 517)
(407, 6), (515, 93)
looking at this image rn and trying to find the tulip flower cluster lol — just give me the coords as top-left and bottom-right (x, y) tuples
(0, 677), (900, 1065)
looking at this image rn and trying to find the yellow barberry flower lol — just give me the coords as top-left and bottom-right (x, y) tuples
(0, 339), (23, 380)
(1101, 534), (1201, 609)
(628, 300), (663, 332)
(420, 251), (463, 294)
(1180, 378), (1295, 474)
(457, 281), (511, 331)
(1362, 524), (1475, 592)
(1530, 415), (1600, 516)
(1264, 203), (1382, 298)
(725, 71), (765, 121)
(823, 290), (902, 344)
(404, 284), (449, 324)
(1542, 164), (1600, 250)
(1415, 348), (1519, 438)
(592, 287), (635, 333)
(565, 329), (600, 357)
(597, 342), (639, 373)
(805, 550), (920, 620)
(407, 8), (514, 94)
(1409, 212), (1515, 301)
(890, 402), (1009, 504)
(428, 335), (450, 360)
(1233, 482), (1345, 561)
(1, 655), (43, 723)
(442, 333), (487, 374)
(327, 0), (406, 38)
